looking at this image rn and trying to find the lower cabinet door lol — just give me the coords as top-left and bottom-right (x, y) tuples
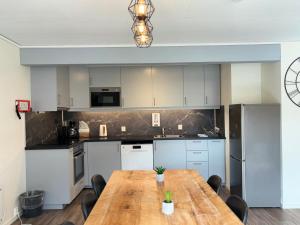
(187, 161), (209, 180)
(154, 140), (186, 169)
(87, 142), (121, 184)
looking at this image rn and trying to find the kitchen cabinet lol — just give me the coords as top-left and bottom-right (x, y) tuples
(69, 66), (90, 109)
(154, 140), (186, 169)
(31, 66), (69, 111)
(204, 65), (220, 107)
(26, 148), (78, 209)
(183, 66), (205, 107)
(187, 162), (209, 180)
(89, 67), (121, 87)
(208, 139), (225, 182)
(152, 66), (184, 107)
(121, 67), (153, 108)
(86, 142), (121, 183)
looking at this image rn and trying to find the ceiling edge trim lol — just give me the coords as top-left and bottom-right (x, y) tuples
(0, 34), (21, 48)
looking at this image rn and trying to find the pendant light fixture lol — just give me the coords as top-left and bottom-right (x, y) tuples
(128, 0), (155, 48)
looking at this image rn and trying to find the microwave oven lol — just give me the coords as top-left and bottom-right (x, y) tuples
(90, 87), (121, 107)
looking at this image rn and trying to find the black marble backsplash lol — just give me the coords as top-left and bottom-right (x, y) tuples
(26, 109), (224, 146)
(25, 111), (60, 146)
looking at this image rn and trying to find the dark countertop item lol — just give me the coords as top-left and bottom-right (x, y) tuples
(25, 135), (226, 150)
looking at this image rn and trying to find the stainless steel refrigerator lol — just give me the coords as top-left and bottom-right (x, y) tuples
(229, 104), (281, 207)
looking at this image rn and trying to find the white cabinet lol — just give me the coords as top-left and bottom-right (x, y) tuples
(204, 65), (220, 107)
(26, 149), (75, 209)
(89, 67), (121, 87)
(208, 140), (225, 182)
(121, 67), (153, 108)
(183, 66), (205, 107)
(69, 66), (90, 109)
(57, 66), (70, 108)
(86, 142), (121, 183)
(152, 66), (184, 107)
(31, 66), (69, 111)
(187, 162), (209, 180)
(154, 140), (186, 169)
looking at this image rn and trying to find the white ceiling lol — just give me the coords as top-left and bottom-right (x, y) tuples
(0, 0), (299, 47)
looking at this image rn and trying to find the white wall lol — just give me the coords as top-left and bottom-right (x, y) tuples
(261, 62), (281, 104)
(0, 38), (30, 224)
(231, 63), (262, 104)
(280, 42), (300, 208)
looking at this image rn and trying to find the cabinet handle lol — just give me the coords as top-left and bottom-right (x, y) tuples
(89, 76), (92, 86)
(193, 163), (202, 165)
(192, 140), (202, 143)
(205, 96), (208, 104)
(122, 98), (124, 107)
(184, 96), (187, 105)
(211, 140), (221, 143)
(193, 152), (202, 154)
(153, 98), (156, 107)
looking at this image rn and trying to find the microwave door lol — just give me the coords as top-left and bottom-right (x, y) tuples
(90, 90), (120, 107)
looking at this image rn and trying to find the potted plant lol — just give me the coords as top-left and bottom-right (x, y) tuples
(154, 166), (165, 182)
(162, 191), (174, 215)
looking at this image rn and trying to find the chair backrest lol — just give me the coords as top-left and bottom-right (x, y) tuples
(226, 195), (249, 224)
(207, 175), (222, 194)
(60, 222), (75, 225)
(91, 174), (106, 198)
(81, 192), (98, 220)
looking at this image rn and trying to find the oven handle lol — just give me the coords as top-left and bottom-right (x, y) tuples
(74, 151), (84, 158)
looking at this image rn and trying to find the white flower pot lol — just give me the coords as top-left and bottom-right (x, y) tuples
(156, 174), (164, 182)
(162, 201), (174, 215)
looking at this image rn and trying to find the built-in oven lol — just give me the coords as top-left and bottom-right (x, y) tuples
(90, 87), (121, 107)
(73, 144), (84, 185)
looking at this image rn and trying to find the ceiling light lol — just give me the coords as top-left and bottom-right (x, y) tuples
(128, 0), (155, 20)
(128, 0), (155, 48)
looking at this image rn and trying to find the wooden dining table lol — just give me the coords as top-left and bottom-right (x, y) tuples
(84, 170), (243, 225)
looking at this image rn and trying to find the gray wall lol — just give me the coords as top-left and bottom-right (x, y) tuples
(20, 44), (280, 65)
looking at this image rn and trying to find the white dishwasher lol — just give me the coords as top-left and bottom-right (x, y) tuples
(121, 140), (154, 170)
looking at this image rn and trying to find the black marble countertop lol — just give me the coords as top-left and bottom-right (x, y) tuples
(25, 135), (226, 150)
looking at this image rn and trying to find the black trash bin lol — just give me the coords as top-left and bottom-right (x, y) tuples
(19, 191), (45, 218)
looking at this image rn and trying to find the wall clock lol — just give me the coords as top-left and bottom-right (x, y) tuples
(284, 57), (300, 107)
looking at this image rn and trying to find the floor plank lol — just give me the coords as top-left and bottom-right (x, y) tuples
(11, 188), (300, 225)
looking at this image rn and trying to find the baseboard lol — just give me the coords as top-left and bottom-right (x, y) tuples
(2, 215), (18, 225)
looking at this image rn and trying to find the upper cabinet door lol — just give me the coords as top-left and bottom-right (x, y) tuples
(69, 66), (90, 109)
(152, 66), (184, 107)
(204, 65), (220, 107)
(89, 67), (121, 87)
(121, 67), (153, 108)
(56, 66), (69, 108)
(183, 66), (205, 107)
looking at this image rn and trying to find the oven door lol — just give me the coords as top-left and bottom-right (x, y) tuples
(74, 151), (84, 185)
(90, 88), (120, 107)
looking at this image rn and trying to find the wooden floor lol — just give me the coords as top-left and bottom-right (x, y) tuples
(12, 188), (300, 225)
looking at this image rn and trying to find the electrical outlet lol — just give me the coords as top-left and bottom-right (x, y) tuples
(178, 124), (183, 130)
(121, 126), (126, 132)
(13, 207), (18, 217)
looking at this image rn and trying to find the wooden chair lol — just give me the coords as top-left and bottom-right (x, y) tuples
(207, 175), (222, 194)
(91, 174), (106, 198)
(226, 195), (249, 224)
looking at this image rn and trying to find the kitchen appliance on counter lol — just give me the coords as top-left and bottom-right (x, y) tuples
(67, 121), (79, 139)
(99, 124), (108, 137)
(121, 140), (154, 170)
(90, 87), (121, 107)
(229, 104), (280, 207)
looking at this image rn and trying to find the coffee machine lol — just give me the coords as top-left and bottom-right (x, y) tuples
(67, 121), (79, 139)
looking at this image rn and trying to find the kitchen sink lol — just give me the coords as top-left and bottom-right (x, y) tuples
(153, 134), (184, 139)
